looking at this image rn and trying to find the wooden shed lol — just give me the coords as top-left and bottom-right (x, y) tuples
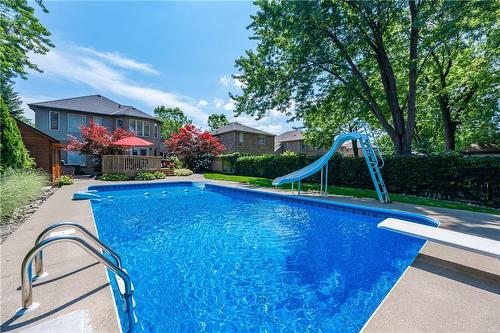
(16, 119), (64, 182)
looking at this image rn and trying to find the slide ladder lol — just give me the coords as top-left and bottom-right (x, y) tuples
(272, 132), (390, 203)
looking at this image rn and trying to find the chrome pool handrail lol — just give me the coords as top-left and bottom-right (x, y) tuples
(33, 222), (122, 277)
(20, 235), (135, 332)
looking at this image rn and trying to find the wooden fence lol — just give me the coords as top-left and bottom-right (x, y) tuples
(102, 155), (161, 176)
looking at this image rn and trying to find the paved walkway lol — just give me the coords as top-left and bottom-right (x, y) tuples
(1, 175), (498, 332)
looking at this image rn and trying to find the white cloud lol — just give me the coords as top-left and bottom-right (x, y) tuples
(197, 99), (208, 107)
(223, 101), (235, 111)
(78, 47), (160, 75)
(28, 45), (208, 124)
(219, 74), (244, 90)
(213, 98), (224, 108)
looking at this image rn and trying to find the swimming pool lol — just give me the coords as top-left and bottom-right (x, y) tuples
(90, 182), (438, 332)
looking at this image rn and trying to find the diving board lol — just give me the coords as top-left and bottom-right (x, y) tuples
(378, 218), (500, 259)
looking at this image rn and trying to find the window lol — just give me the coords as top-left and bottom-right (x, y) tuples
(67, 151), (86, 166)
(301, 142), (306, 151)
(49, 111), (60, 131)
(93, 116), (102, 125)
(258, 135), (266, 145)
(131, 148), (148, 156)
(154, 123), (159, 138)
(239, 132), (245, 143)
(68, 114), (86, 133)
(129, 120), (149, 137)
(116, 118), (124, 129)
(284, 142), (289, 149)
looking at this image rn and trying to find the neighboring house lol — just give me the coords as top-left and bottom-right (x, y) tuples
(275, 130), (364, 157)
(461, 143), (500, 157)
(212, 122), (275, 155)
(275, 130), (328, 156)
(28, 95), (163, 173)
(16, 118), (64, 182)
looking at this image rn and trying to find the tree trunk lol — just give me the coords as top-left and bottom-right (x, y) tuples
(441, 103), (458, 151)
(352, 139), (359, 158)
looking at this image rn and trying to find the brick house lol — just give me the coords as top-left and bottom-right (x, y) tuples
(275, 130), (328, 156)
(212, 122), (275, 155)
(275, 130), (363, 157)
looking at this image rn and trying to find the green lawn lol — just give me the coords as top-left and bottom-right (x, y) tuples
(203, 173), (499, 215)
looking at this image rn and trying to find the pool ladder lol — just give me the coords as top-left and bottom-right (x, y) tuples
(18, 223), (137, 332)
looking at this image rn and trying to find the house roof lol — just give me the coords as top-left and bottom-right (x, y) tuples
(28, 95), (157, 121)
(461, 143), (500, 155)
(16, 118), (65, 147)
(276, 130), (305, 142)
(212, 122), (275, 136)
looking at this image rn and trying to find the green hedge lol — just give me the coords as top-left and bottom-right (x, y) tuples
(228, 154), (500, 208)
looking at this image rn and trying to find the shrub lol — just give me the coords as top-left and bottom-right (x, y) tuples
(174, 168), (194, 176)
(136, 172), (157, 180)
(165, 124), (224, 171)
(164, 155), (182, 169)
(54, 175), (73, 187)
(1, 169), (49, 222)
(100, 173), (129, 181)
(153, 171), (166, 179)
(229, 154), (500, 208)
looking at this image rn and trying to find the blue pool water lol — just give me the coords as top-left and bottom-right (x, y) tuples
(90, 182), (433, 332)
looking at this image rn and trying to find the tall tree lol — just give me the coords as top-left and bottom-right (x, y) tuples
(419, 2), (499, 152)
(231, 0), (491, 155)
(153, 106), (191, 140)
(0, 97), (33, 169)
(1, 81), (32, 124)
(0, 0), (53, 81)
(1, 0), (53, 122)
(208, 113), (229, 132)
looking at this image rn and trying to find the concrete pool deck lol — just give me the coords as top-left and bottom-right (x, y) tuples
(1, 175), (499, 332)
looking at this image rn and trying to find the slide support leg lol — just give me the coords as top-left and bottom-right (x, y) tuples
(298, 180), (301, 196)
(325, 161), (329, 196)
(320, 167), (324, 195)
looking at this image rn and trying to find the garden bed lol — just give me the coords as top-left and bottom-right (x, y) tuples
(0, 186), (57, 244)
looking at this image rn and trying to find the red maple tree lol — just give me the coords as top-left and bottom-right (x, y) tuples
(67, 120), (134, 156)
(165, 124), (224, 171)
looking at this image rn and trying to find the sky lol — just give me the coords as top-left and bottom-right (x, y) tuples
(16, 0), (301, 134)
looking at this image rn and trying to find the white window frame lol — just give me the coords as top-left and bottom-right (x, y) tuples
(239, 132), (245, 143)
(116, 118), (124, 129)
(48, 111), (60, 131)
(143, 121), (150, 137)
(258, 135), (266, 145)
(68, 113), (86, 133)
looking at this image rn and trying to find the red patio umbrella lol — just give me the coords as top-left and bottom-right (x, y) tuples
(112, 136), (153, 147)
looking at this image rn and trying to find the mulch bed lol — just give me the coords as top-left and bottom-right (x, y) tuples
(0, 186), (58, 244)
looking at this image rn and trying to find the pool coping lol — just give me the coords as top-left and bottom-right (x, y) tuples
(90, 180), (439, 332)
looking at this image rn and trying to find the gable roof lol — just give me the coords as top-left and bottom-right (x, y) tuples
(276, 130), (305, 142)
(16, 118), (64, 147)
(28, 95), (157, 121)
(212, 122), (275, 136)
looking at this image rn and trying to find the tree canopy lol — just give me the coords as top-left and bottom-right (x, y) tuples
(208, 113), (229, 132)
(231, 0), (498, 155)
(153, 106), (192, 140)
(165, 124), (224, 171)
